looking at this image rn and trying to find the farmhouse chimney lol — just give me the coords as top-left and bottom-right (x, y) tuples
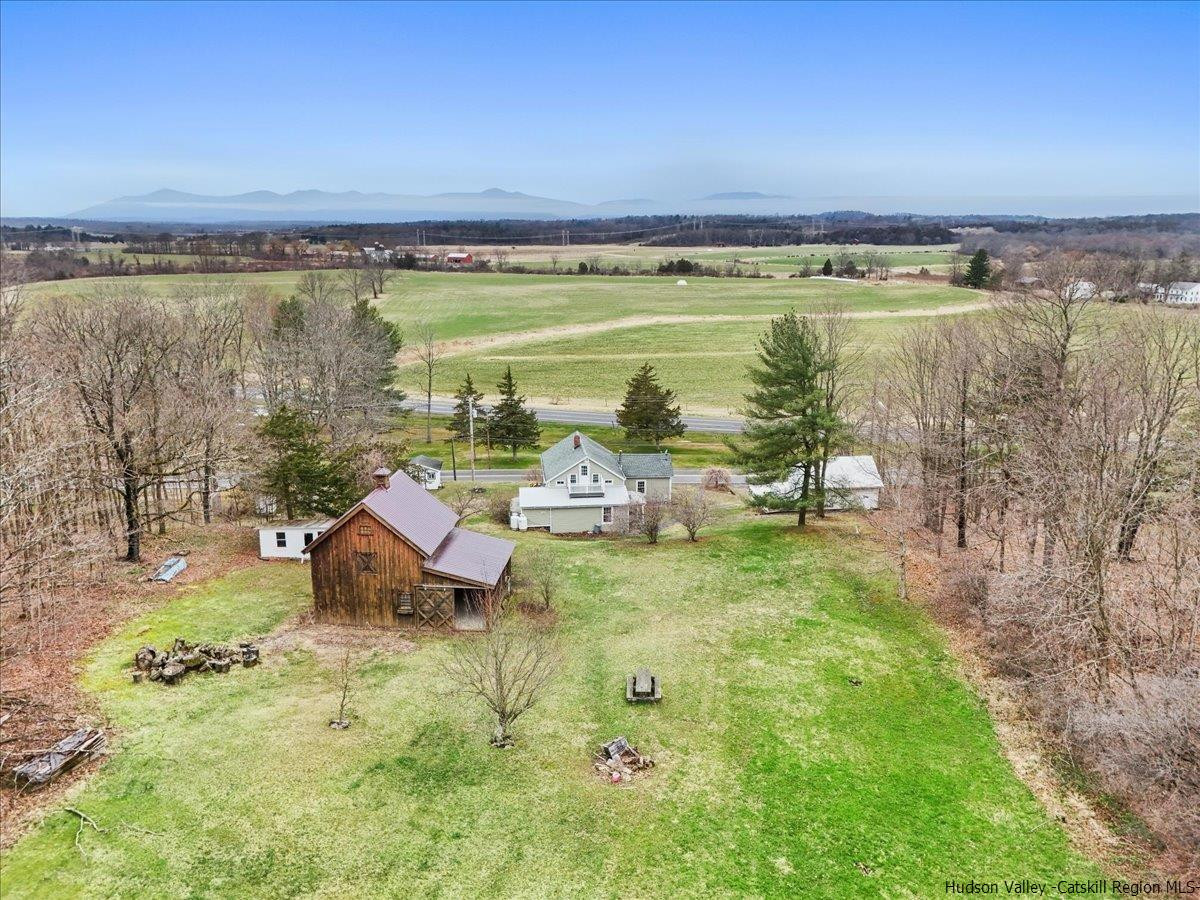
(372, 467), (390, 490)
(573, 434), (581, 449)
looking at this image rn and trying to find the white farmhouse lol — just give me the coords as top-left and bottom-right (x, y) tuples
(258, 519), (334, 560)
(1157, 281), (1200, 306)
(511, 432), (673, 534)
(747, 455), (883, 511)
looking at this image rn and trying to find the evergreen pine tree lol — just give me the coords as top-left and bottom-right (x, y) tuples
(258, 405), (360, 518)
(448, 373), (484, 446)
(616, 362), (685, 445)
(962, 249), (991, 288)
(349, 297), (405, 395)
(821, 258), (834, 276)
(488, 366), (541, 459)
(731, 313), (838, 527)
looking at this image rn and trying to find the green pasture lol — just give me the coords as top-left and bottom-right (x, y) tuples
(1, 511), (1100, 897)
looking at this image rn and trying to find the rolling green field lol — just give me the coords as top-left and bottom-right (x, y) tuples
(0, 511), (1099, 897)
(446, 242), (960, 274)
(24, 268), (984, 411)
(402, 314), (950, 414)
(24, 269), (980, 338)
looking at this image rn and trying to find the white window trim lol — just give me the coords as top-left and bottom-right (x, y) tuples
(602, 506), (613, 524)
(636, 480), (646, 493)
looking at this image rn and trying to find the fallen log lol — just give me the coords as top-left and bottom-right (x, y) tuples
(13, 728), (106, 788)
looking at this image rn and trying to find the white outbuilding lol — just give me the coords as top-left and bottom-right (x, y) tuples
(747, 455), (884, 511)
(411, 455), (444, 490)
(257, 519), (334, 560)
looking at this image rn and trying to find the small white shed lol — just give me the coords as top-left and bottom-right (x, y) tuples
(747, 455), (884, 511)
(411, 455), (443, 490)
(258, 519), (334, 560)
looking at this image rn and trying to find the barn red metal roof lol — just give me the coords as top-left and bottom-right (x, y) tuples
(424, 527), (514, 587)
(360, 469), (459, 556)
(305, 469), (513, 587)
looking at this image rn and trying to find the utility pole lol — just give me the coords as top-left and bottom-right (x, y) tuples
(468, 396), (477, 487)
(449, 437), (458, 481)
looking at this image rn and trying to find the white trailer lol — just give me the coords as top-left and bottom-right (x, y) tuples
(257, 519), (334, 560)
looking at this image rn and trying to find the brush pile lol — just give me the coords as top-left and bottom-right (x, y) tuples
(132, 638), (260, 685)
(593, 736), (654, 783)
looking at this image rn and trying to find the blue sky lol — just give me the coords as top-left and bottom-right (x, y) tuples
(1, 0), (1198, 216)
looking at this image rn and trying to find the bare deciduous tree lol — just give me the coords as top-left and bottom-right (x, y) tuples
(637, 500), (671, 544)
(366, 258), (393, 298)
(672, 486), (714, 541)
(414, 324), (444, 443)
(442, 484), (485, 522)
(521, 544), (559, 610)
(442, 623), (559, 747)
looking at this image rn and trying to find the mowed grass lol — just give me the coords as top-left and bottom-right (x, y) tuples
(403, 415), (736, 470)
(24, 268), (981, 342)
(1, 513), (1099, 897)
(437, 242), (960, 274)
(403, 315), (947, 413)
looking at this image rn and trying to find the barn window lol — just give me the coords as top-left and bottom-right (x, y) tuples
(358, 524), (373, 536)
(355, 551), (378, 573)
(275, 531), (287, 548)
(303, 532), (314, 546)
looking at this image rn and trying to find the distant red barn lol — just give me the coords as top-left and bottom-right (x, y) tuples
(445, 252), (474, 266)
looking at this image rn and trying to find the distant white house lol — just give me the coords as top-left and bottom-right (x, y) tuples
(411, 454), (443, 490)
(258, 519), (334, 560)
(1157, 281), (1200, 306)
(747, 455), (884, 512)
(361, 243), (393, 262)
(511, 432), (673, 533)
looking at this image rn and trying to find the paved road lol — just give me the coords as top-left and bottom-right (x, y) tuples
(439, 468), (748, 485)
(401, 398), (744, 434)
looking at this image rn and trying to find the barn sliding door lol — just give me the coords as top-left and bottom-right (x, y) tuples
(414, 584), (454, 628)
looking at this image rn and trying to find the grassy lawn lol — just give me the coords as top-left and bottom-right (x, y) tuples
(439, 242), (960, 274)
(402, 315), (951, 414)
(402, 415), (736, 470)
(2, 511), (1099, 897)
(24, 269), (981, 341)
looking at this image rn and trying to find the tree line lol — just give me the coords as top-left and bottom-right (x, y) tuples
(1, 266), (408, 638)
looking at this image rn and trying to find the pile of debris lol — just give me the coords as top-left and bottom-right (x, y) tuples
(13, 728), (106, 788)
(132, 638), (260, 685)
(593, 736), (654, 783)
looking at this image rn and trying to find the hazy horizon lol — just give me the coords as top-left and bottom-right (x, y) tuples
(2, 0), (1198, 219)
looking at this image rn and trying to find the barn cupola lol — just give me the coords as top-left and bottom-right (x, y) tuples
(372, 467), (391, 490)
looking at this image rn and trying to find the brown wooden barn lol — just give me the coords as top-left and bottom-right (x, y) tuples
(305, 468), (514, 630)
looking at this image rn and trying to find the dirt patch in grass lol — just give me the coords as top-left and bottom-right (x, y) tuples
(0, 525), (261, 848)
(395, 301), (990, 366)
(259, 617), (418, 665)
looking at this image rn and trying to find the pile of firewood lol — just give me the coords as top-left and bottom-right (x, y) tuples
(593, 736), (654, 783)
(132, 638), (260, 685)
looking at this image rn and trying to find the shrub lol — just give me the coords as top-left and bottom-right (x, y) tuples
(488, 491), (515, 526)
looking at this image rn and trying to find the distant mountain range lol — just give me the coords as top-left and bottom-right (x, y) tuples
(67, 188), (814, 223)
(37, 188), (1195, 225)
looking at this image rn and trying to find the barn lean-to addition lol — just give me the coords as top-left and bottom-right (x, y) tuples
(305, 468), (514, 630)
